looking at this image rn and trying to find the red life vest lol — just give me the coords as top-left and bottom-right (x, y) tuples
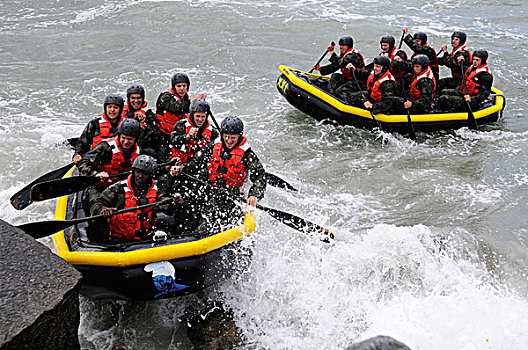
(450, 45), (472, 79)
(410, 67), (437, 102)
(108, 176), (158, 240)
(367, 70), (395, 103)
(411, 44), (439, 77)
(208, 136), (249, 188)
(383, 47), (408, 79)
(461, 63), (493, 95)
(157, 88), (190, 135)
(171, 117), (214, 164)
(98, 136), (140, 186)
(340, 48), (365, 80)
(123, 100), (148, 118)
(92, 113), (124, 149)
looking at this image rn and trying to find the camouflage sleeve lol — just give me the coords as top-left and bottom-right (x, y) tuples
(471, 72), (493, 105)
(182, 141), (214, 179)
(412, 78), (435, 112)
(354, 68), (370, 83)
(242, 149), (267, 200)
(155, 177), (176, 215)
(156, 91), (191, 115)
(391, 58), (413, 75)
(320, 52), (340, 76)
(343, 52), (365, 69)
(77, 142), (113, 177)
(372, 80), (396, 115)
(74, 118), (98, 158)
(440, 50), (470, 71)
(170, 119), (189, 147)
(90, 182), (126, 216)
(404, 34), (426, 55)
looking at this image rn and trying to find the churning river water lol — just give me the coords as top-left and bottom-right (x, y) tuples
(1, 0), (527, 349)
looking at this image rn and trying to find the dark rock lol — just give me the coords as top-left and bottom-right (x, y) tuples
(0, 219), (82, 349)
(186, 302), (243, 350)
(345, 335), (412, 350)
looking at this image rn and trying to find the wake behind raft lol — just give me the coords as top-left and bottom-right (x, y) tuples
(51, 166), (256, 301)
(276, 65), (506, 133)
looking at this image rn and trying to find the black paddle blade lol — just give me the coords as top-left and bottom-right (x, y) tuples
(10, 163), (75, 210)
(258, 205), (335, 243)
(266, 172), (298, 191)
(16, 216), (105, 239)
(30, 176), (100, 202)
(67, 137), (79, 148)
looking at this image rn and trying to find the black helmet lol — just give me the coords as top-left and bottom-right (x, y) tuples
(171, 73), (190, 89)
(118, 118), (140, 138)
(380, 35), (395, 48)
(126, 85), (145, 98)
(472, 49), (488, 64)
(451, 31), (467, 45)
(338, 36), (354, 48)
(412, 54), (429, 68)
(413, 32), (428, 45)
(190, 99), (209, 115)
(221, 115), (243, 135)
(132, 155), (156, 175)
(104, 94), (124, 109)
(373, 55), (391, 69)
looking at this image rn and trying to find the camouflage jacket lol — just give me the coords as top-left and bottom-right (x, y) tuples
(78, 140), (139, 177)
(170, 119), (219, 152)
(410, 78), (435, 113)
(74, 115), (121, 158)
(155, 91), (191, 116)
(457, 70), (494, 105)
(353, 68), (396, 115)
(90, 176), (173, 216)
(403, 34), (438, 65)
(437, 47), (471, 76)
(320, 51), (365, 76)
(181, 139), (267, 201)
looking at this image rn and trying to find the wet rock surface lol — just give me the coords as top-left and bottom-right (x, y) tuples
(0, 220), (82, 349)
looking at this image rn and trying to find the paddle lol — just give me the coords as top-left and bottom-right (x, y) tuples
(67, 137), (79, 148)
(181, 172), (335, 242)
(309, 41), (336, 74)
(397, 65), (417, 141)
(350, 69), (382, 130)
(206, 110), (298, 192)
(16, 198), (173, 239)
(398, 31), (405, 50)
(460, 62), (478, 130)
(30, 171), (131, 202)
(10, 163), (75, 210)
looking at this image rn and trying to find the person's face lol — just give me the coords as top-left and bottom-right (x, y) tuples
(472, 56), (483, 68)
(413, 64), (423, 75)
(174, 83), (188, 96)
(413, 38), (423, 46)
(339, 44), (349, 54)
(451, 37), (461, 48)
(119, 134), (136, 150)
(128, 93), (143, 110)
(222, 133), (240, 149)
(373, 63), (383, 75)
(381, 43), (390, 53)
(105, 104), (121, 120)
(193, 112), (207, 127)
(133, 168), (151, 188)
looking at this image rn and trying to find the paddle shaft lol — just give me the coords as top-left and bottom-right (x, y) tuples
(16, 198), (173, 239)
(308, 41), (335, 74)
(460, 62), (478, 130)
(397, 65), (417, 140)
(398, 31), (405, 50)
(180, 172), (334, 242)
(206, 111), (297, 191)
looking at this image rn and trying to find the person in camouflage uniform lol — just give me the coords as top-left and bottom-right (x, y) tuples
(311, 36), (366, 100)
(154, 73), (207, 163)
(393, 54), (436, 114)
(437, 31), (472, 92)
(169, 115), (267, 234)
(345, 56), (396, 115)
(401, 27), (439, 83)
(436, 49), (493, 112)
(123, 85), (162, 159)
(78, 118), (141, 214)
(73, 94), (125, 164)
(89, 155), (177, 243)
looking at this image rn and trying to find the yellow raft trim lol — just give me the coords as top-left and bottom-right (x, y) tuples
(278, 65), (505, 124)
(52, 167), (257, 267)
